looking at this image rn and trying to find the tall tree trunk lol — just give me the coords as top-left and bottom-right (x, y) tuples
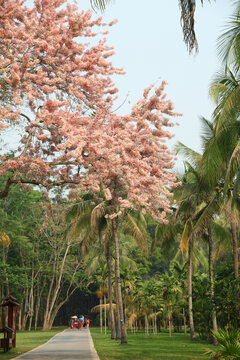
(47, 285), (79, 330)
(114, 302), (121, 340)
(130, 306), (133, 333)
(2, 245), (9, 296)
(21, 287), (29, 331)
(154, 312), (157, 335)
(112, 218), (127, 344)
(42, 244), (70, 330)
(104, 294), (107, 335)
(183, 308), (187, 336)
(188, 236), (196, 340)
(145, 314), (149, 336)
(34, 297), (40, 331)
(18, 306), (22, 331)
(100, 297), (103, 333)
(231, 222), (239, 279)
(208, 226), (218, 345)
(168, 312), (172, 338)
(106, 241), (116, 339)
(28, 267), (34, 331)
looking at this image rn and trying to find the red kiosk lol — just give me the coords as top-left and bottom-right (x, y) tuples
(0, 295), (19, 352)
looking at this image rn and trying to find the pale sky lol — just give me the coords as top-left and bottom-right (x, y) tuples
(4, 0), (234, 172)
(76, 0), (233, 171)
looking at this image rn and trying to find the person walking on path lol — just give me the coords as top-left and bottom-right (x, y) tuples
(78, 318), (82, 330)
(13, 328), (99, 360)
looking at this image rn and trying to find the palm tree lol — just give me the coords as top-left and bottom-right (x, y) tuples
(207, 4), (240, 284)
(170, 260), (188, 335)
(67, 192), (149, 343)
(174, 150), (202, 340)
(175, 137), (222, 344)
(200, 117), (240, 281)
(162, 274), (182, 338)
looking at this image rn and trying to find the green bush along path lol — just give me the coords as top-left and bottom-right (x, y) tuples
(90, 328), (216, 360)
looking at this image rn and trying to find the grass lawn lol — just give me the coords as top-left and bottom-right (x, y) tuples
(0, 327), (65, 360)
(90, 328), (216, 360)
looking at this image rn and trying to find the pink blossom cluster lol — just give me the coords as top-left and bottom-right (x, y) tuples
(0, 0), (181, 223)
(73, 83), (182, 223)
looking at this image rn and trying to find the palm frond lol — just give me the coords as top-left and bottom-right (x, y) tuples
(66, 200), (97, 222)
(212, 221), (231, 260)
(174, 142), (202, 169)
(210, 69), (240, 128)
(200, 135), (223, 187)
(151, 223), (166, 253)
(192, 195), (220, 235)
(217, 2), (240, 67)
(178, 0), (198, 53)
(180, 218), (192, 254)
(91, 303), (117, 312)
(122, 213), (149, 254)
(90, 0), (112, 11)
(199, 116), (214, 149)
(232, 168), (240, 207)
(223, 141), (240, 196)
(119, 254), (138, 270)
(91, 201), (107, 231)
(204, 328), (240, 359)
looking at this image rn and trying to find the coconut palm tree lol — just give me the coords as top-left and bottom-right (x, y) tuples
(170, 260), (188, 335)
(200, 117), (240, 280)
(175, 136), (223, 344)
(206, 5), (240, 286)
(66, 192), (149, 343)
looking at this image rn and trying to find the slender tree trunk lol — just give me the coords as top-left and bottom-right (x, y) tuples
(2, 246), (9, 295)
(208, 226), (218, 345)
(124, 295), (127, 332)
(47, 285), (79, 330)
(28, 267), (34, 331)
(168, 312), (172, 338)
(145, 314), (149, 336)
(112, 218), (127, 344)
(42, 255), (56, 330)
(21, 286), (29, 331)
(34, 297), (40, 331)
(100, 297), (103, 333)
(18, 306), (22, 331)
(183, 308), (187, 336)
(130, 306), (133, 333)
(133, 306), (136, 333)
(43, 244), (70, 330)
(231, 222), (239, 279)
(107, 241), (116, 339)
(114, 303), (121, 339)
(188, 236), (196, 340)
(104, 294), (107, 335)
(154, 312), (157, 334)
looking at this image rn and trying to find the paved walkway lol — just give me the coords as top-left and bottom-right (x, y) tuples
(13, 328), (100, 360)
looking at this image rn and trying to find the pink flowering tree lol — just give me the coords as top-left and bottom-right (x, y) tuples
(0, 0), (181, 343)
(0, 0), (122, 197)
(69, 82), (181, 343)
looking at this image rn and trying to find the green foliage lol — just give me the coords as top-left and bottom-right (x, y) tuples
(205, 328), (240, 360)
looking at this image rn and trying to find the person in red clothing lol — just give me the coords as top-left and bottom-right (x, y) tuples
(78, 318), (82, 330)
(86, 319), (90, 328)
